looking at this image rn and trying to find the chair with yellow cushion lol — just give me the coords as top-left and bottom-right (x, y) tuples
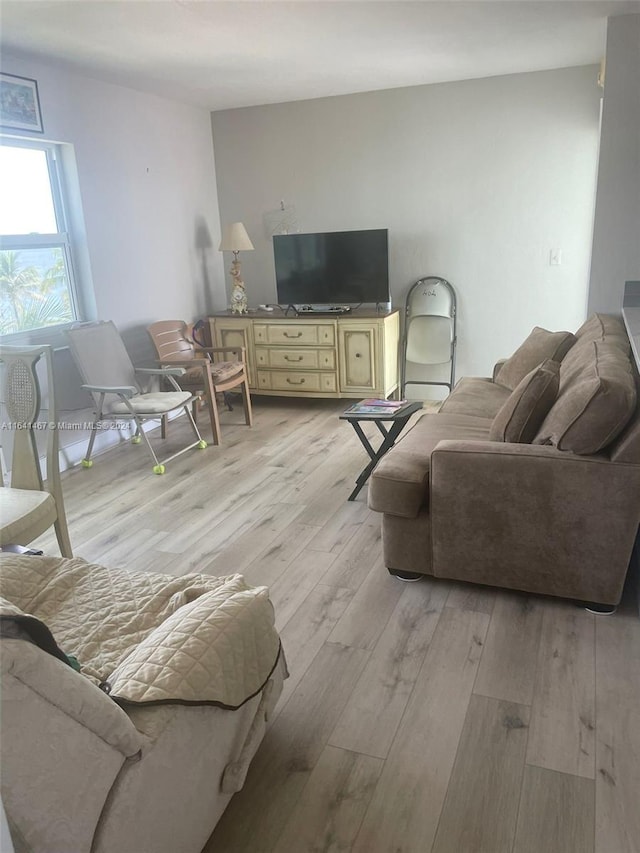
(0, 345), (72, 557)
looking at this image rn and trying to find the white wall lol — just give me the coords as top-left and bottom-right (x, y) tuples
(1, 53), (227, 336)
(588, 14), (640, 315)
(0, 53), (226, 466)
(212, 66), (601, 379)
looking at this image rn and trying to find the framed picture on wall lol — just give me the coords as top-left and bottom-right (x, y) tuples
(0, 73), (44, 133)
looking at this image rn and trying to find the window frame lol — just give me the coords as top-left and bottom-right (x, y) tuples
(0, 136), (90, 344)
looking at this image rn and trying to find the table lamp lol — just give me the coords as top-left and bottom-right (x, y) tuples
(218, 222), (254, 314)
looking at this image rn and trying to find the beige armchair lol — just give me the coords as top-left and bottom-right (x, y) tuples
(147, 320), (252, 445)
(0, 345), (72, 557)
(0, 553), (286, 853)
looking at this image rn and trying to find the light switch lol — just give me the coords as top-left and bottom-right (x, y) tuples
(549, 248), (562, 266)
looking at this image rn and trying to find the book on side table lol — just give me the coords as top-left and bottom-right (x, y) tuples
(343, 399), (410, 416)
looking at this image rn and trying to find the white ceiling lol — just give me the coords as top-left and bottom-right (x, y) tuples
(1, 1), (639, 111)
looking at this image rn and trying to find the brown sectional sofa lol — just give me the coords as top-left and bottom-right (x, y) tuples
(369, 314), (640, 608)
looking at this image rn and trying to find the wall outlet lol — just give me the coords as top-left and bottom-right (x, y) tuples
(549, 248), (562, 266)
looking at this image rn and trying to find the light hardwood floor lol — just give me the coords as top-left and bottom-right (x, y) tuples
(36, 397), (640, 853)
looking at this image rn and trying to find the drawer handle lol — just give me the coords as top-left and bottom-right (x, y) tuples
(284, 355), (303, 362)
(355, 352), (361, 358)
(286, 378), (306, 385)
(284, 332), (303, 338)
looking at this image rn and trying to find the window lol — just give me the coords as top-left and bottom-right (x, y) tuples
(0, 141), (80, 336)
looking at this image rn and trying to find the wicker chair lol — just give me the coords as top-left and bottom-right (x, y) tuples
(0, 345), (72, 556)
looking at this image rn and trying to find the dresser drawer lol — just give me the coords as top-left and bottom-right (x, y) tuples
(255, 347), (336, 370)
(253, 323), (336, 346)
(257, 370), (337, 393)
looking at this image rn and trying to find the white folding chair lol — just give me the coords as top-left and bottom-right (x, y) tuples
(67, 321), (207, 474)
(401, 276), (457, 398)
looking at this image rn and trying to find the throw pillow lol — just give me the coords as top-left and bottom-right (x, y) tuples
(497, 327), (576, 390)
(489, 359), (560, 443)
(534, 341), (637, 454)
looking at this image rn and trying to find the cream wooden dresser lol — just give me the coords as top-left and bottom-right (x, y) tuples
(208, 309), (400, 399)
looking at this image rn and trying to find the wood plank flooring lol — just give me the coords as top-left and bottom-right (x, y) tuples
(35, 396), (640, 853)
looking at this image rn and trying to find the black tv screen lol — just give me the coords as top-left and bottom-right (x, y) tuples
(273, 229), (389, 306)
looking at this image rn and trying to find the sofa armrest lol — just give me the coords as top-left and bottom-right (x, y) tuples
(1, 639), (143, 757)
(368, 448), (430, 518)
(1, 640), (144, 853)
(492, 359), (507, 382)
(430, 440), (640, 603)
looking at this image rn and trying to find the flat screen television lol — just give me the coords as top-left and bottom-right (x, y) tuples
(273, 229), (389, 307)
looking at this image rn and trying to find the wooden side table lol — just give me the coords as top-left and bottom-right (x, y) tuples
(340, 401), (423, 500)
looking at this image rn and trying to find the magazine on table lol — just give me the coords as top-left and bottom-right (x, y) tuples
(344, 399), (410, 416)
(359, 398), (408, 408)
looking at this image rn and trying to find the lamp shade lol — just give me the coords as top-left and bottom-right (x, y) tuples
(218, 222), (254, 252)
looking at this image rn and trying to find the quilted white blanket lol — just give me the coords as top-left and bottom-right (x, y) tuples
(0, 554), (282, 709)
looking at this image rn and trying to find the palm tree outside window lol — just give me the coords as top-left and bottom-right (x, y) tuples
(0, 141), (79, 336)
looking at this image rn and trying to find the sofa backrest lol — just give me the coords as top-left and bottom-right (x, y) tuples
(608, 363), (640, 464)
(533, 314), (639, 458)
(574, 313), (632, 349)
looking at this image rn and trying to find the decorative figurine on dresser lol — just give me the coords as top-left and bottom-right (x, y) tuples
(229, 261), (248, 314)
(218, 221), (254, 315)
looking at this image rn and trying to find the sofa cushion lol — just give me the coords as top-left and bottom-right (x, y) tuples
(566, 315), (630, 367)
(368, 413), (492, 518)
(575, 313), (630, 347)
(439, 377), (511, 419)
(489, 359), (560, 443)
(534, 341), (636, 454)
(105, 584), (280, 708)
(497, 327), (576, 390)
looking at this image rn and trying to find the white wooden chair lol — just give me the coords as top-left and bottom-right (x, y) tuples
(0, 345), (72, 557)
